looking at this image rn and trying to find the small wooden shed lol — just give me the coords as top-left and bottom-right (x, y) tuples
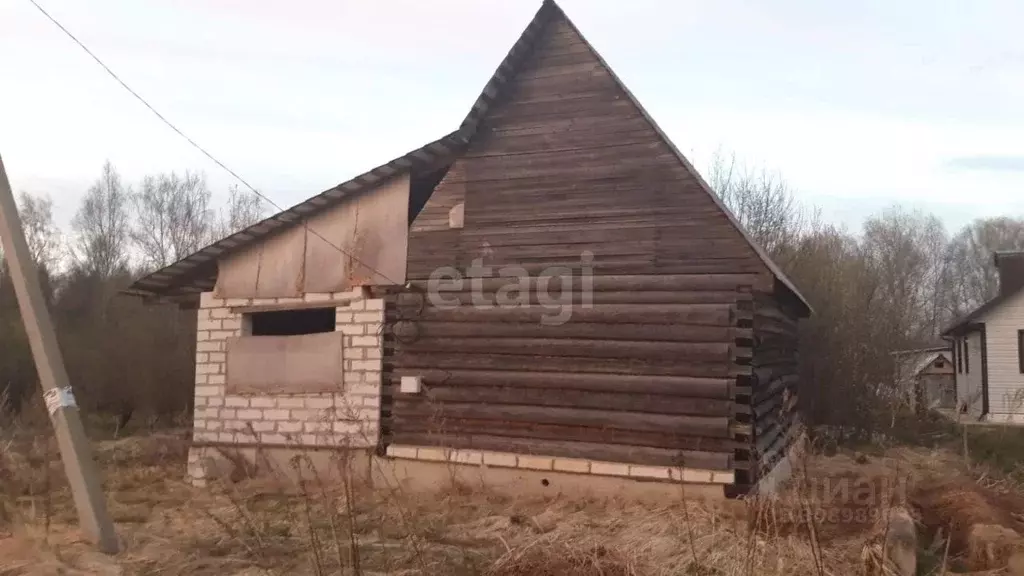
(127, 0), (810, 497)
(892, 347), (955, 412)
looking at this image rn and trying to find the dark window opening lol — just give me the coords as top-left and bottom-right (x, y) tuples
(964, 338), (970, 374)
(1019, 330), (1024, 374)
(249, 307), (335, 336)
(935, 358), (945, 368)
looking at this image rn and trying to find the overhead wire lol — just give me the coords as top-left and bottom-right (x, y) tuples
(25, 0), (404, 287)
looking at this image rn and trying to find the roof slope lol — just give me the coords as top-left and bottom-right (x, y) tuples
(127, 0), (811, 315)
(942, 290), (1019, 336)
(943, 252), (1024, 336)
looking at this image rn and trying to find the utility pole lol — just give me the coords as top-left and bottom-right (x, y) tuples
(0, 153), (118, 553)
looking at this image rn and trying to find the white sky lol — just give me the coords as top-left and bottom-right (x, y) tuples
(3, 0), (1024, 233)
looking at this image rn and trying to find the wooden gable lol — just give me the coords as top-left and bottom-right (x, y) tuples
(408, 8), (771, 287)
(215, 174), (411, 299)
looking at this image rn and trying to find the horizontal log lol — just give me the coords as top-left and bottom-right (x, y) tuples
(478, 243), (658, 261)
(749, 348), (794, 364)
(392, 304), (732, 326)
(452, 158), (675, 184)
(464, 211), (738, 232)
(384, 384), (733, 417)
(757, 418), (803, 474)
(755, 412), (801, 447)
(459, 224), (672, 246)
(754, 407), (799, 437)
(755, 337), (798, 354)
(752, 365), (798, 386)
(434, 171), (689, 196)
(386, 370), (732, 398)
(395, 337), (730, 362)
(754, 304), (799, 328)
(473, 129), (657, 158)
(390, 400), (730, 437)
(389, 351), (737, 378)
(524, 49), (599, 69)
(390, 320), (747, 343)
(388, 432), (732, 471)
(387, 417), (738, 453)
(755, 321), (799, 339)
(753, 375), (799, 405)
(406, 273), (760, 292)
(399, 289), (741, 307)
(753, 393), (786, 420)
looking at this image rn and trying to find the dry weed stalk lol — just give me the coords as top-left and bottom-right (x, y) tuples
(797, 445), (825, 576)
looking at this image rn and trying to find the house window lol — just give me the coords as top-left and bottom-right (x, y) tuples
(247, 307), (336, 336)
(957, 339), (963, 374)
(1019, 330), (1024, 374)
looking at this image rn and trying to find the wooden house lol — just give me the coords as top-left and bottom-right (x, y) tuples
(891, 347), (955, 412)
(127, 0), (811, 497)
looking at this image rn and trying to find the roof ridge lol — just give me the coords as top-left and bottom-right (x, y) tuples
(454, 0), (812, 314)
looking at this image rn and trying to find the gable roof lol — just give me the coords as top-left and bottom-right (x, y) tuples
(942, 289), (1020, 336)
(893, 348), (951, 383)
(943, 251), (1024, 336)
(126, 0), (811, 316)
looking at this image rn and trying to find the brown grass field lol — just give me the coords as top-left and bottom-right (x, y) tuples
(3, 425), (1024, 576)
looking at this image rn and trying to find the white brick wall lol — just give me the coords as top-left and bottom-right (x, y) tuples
(188, 289), (384, 483)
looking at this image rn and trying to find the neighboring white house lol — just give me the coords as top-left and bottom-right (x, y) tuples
(943, 251), (1024, 422)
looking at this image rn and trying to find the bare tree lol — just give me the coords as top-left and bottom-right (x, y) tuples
(72, 161), (131, 278)
(16, 191), (63, 272)
(131, 171), (215, 268)
(942, 217), (1024, 317)
(861, 207), (947, 341)
(217, 185), (266, 238)
(706, 149), (804, 257)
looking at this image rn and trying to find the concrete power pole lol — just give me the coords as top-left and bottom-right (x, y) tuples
(0, 154), (118, 553)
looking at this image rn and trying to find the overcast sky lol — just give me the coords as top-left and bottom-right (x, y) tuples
(3, 0), (1024, 234)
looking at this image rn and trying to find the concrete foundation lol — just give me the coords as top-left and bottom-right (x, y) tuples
(188, 444), (726, 502)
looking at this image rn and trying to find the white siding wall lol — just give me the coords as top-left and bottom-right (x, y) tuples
(956, 331), (985, 418)
(955, 340), (969, 411)
(980, 289), (1024, 418)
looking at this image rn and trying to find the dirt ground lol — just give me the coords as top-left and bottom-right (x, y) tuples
(2, 432), (1024, 575)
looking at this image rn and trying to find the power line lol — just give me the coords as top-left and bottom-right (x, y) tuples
(25, 0), (403, 286)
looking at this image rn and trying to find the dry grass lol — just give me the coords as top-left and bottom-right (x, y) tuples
(3, 429), (1024, 576)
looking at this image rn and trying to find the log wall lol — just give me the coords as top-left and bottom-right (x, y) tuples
(382, 278), (758, 474)
(739, 290), (803, 490)
(380, 10), (799, 489)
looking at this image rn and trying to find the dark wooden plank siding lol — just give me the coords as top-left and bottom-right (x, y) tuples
(384, 281), (753, 473)
(407, 16), (771, 281)
(741, 289), (802, 488)
(389, 13), (781, 478)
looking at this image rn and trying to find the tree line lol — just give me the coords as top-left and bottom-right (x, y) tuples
(2, 155), (1022, 439)
(710, 151), (1024, 438)
(1, 161), (264, 425)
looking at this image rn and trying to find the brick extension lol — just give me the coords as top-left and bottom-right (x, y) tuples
(187, 289), (383, 485)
